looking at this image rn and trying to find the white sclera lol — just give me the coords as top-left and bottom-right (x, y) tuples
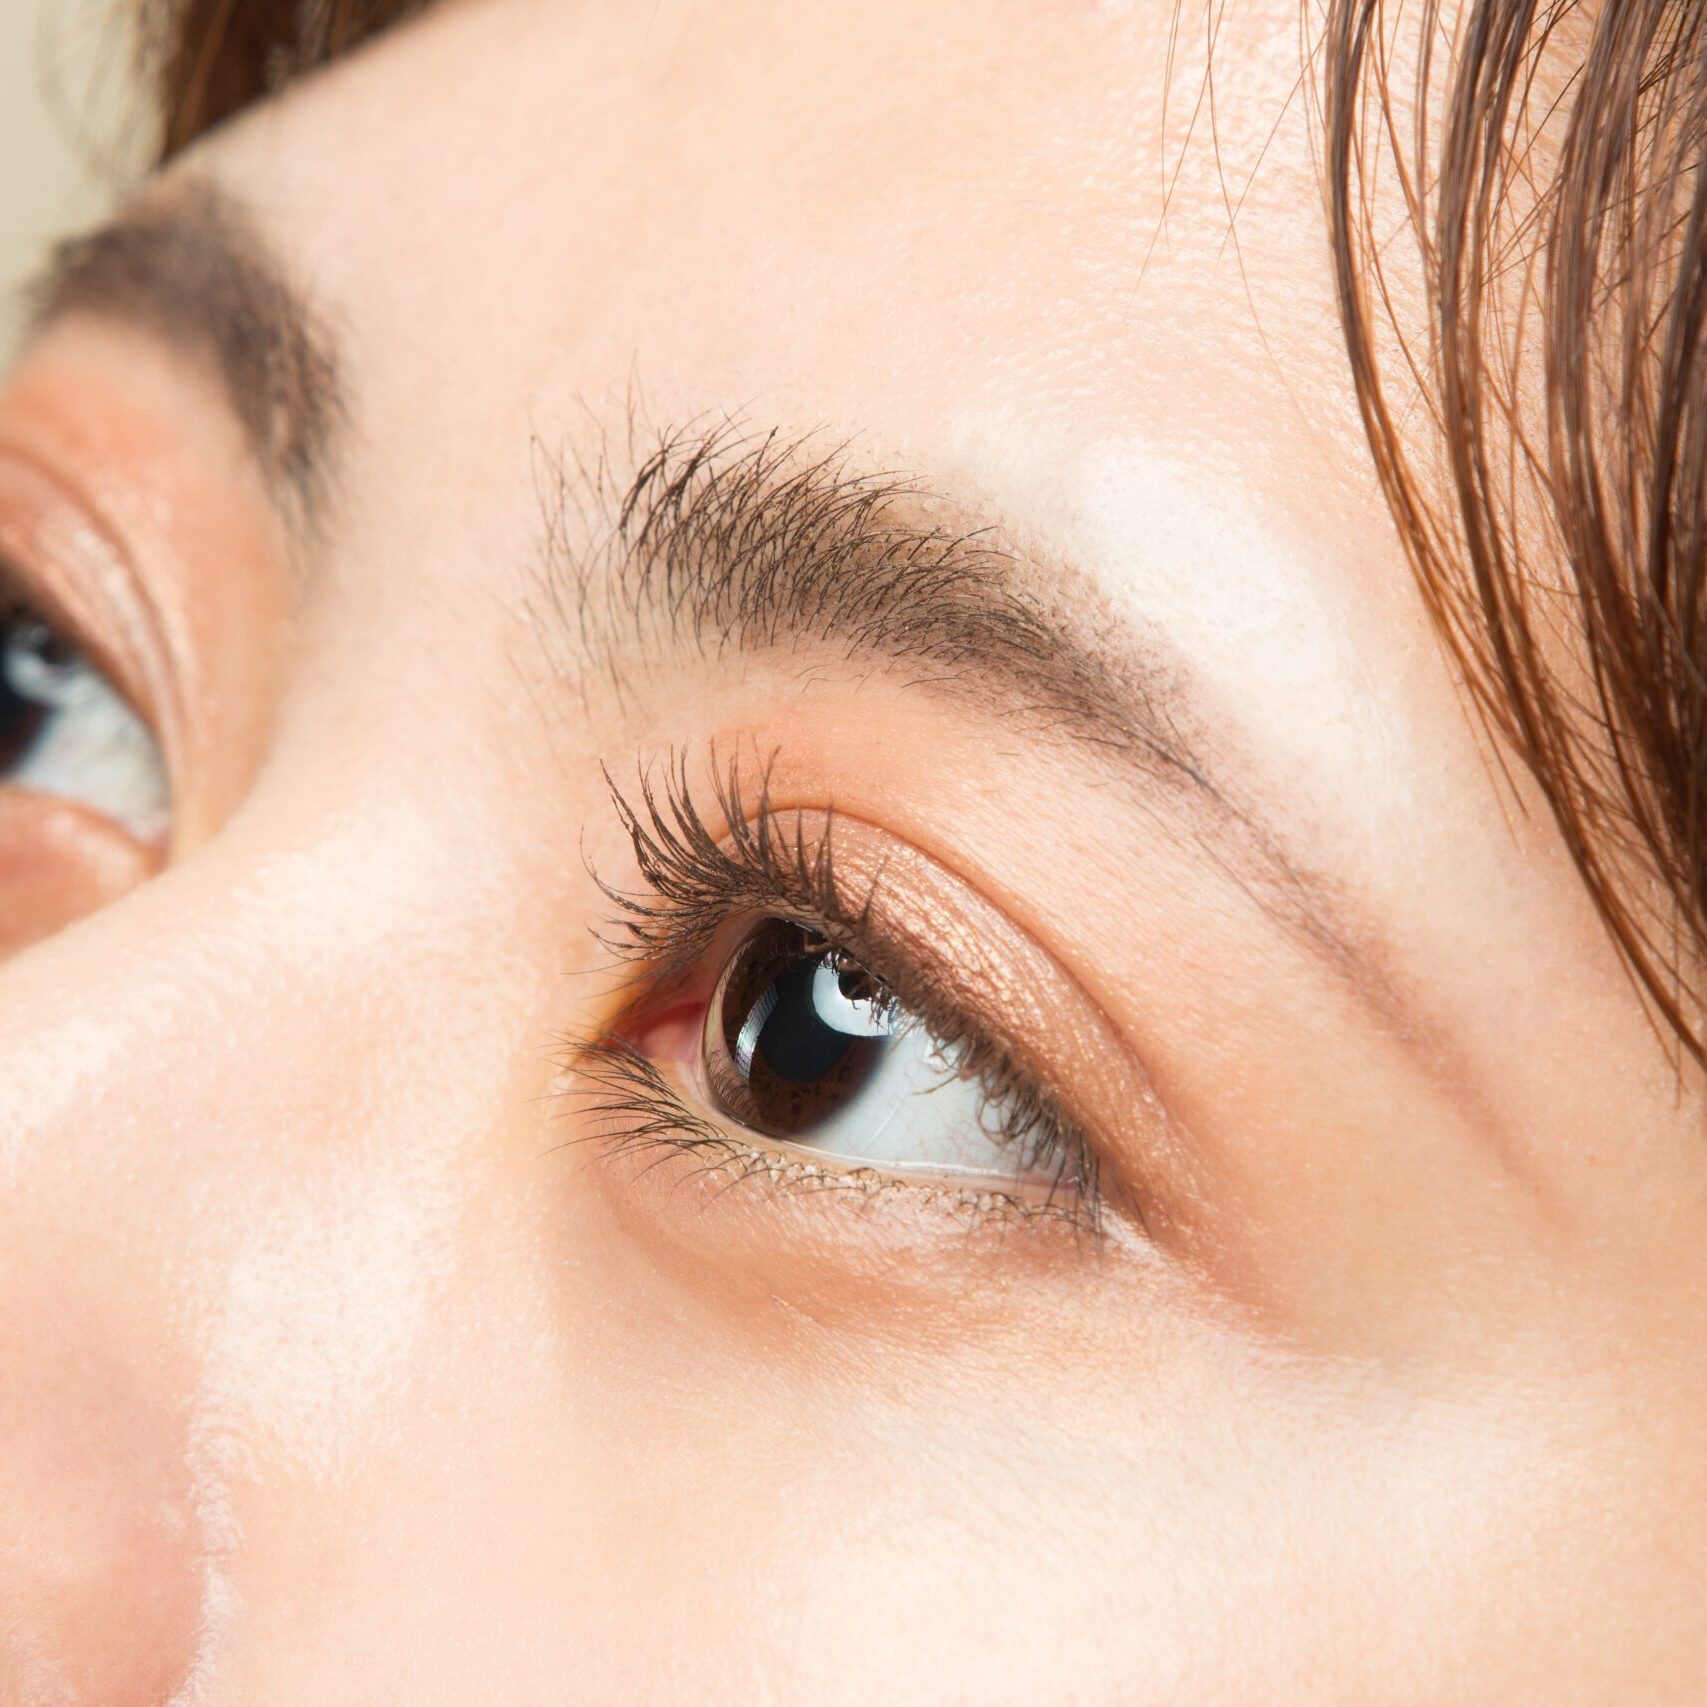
(3, 619), (170, 844)
(751, 953), (1049, 1183)
(779, 1015), (1015, 1178)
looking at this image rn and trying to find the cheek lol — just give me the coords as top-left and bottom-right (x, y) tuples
(0, 1289), (202, 1706)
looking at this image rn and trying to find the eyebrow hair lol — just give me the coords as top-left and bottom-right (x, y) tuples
(550, 422), (1206, 783)
(538, 422), (1409, 1028)
(23, 179), (343, 528)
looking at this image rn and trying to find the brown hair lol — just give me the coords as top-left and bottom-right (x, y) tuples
(142, 0), (1707, 1061)
(145, 0), (425, 158)
(1323, 1), (1707, 1063)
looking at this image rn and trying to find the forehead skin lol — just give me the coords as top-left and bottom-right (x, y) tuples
(198, 0), (1655, 1168)
(2, 0), (1705, 1702)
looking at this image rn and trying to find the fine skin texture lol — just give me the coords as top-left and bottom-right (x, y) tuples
(0, 1), (1703, 1701)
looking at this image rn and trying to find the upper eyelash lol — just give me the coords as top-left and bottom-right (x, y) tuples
(577, 749), (1106, 1226)
(592, 747), (864, 990)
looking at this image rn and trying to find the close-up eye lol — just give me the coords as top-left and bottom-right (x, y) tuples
(0, 585), (169, 846)
(582, 764), (1103, 1220)
(700, 916), (1076, 1190)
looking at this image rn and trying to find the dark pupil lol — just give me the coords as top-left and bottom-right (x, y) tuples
(0, 608), (77, 774)
(753, 953), (856, 1082)
(715, 922), (896, 1139)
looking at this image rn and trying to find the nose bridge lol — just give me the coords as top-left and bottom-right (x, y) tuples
(0, 876), (262, 1705)
(0, 740), (546, 1220)
(0, 764), (555, 1704)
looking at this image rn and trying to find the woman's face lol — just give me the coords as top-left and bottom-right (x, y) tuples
(2, 2), (1700, 1700)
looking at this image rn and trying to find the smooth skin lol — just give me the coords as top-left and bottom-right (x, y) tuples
(0, 1), (1701, 1702)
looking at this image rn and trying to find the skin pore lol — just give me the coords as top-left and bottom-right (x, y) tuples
(0, 1), (1703, 1701)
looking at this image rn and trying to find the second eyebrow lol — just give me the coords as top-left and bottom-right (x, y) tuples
(23, 177), (344, 533)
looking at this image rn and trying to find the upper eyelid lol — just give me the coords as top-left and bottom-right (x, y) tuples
(0, 399), (202, 774)
(0, 323), (329, 847)
(592, 749), (1118, 1092)
(536, 421), (1425, 1054)
(591, 751), (859, 991)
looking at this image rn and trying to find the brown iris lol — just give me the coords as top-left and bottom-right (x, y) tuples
(705, 920), (901, 1140)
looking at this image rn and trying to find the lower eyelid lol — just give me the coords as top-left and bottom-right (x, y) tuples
(557, 1028), (1099, 1246)
(584, 1068), (1095, 1235)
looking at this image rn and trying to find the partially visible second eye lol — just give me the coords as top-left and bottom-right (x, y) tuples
(702, 917), (1071, 1188)
(0, 600), (169, 844)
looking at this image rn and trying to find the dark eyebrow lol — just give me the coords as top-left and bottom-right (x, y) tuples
(539, 423), (1404, 1024)
(23, 179), (343, 529)
(550, 423), (1206, 778)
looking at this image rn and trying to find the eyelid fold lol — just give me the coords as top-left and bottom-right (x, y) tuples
(0, 461), (176, 944)
(0, 451), (178, 779)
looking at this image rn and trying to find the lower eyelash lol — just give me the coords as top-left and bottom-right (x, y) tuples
(554, 1030), (1097, 1228)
